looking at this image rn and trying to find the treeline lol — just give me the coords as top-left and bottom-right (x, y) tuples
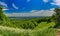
(9, 17), (52, 29)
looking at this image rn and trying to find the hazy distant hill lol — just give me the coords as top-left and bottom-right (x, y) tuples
(5, 10), (55, 18)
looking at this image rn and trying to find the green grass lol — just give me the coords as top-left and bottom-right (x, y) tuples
(0, 20), (56, 36)
(34, 22), (55, 30)
(0, 7), (57, 36)
(0, 19), (56, 36)
(0, 26), (56, 36)
(0, 18), (56, 36)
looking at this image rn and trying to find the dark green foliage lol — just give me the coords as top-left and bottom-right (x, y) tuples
(0, 16), (52, 29)
(7, 17), (52, 29)
(0, 7), (11, 27)
(53, 7), (60, 28)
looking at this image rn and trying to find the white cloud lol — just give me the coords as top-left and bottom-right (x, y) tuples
(12, 3), (19, 9)
(5, 10), (55, 17)
(0, 1), (8, 8)
(51, 0), (60, 6)
(43, 0), (49, 3)
(50, 8), (55, 11)
(3, 9), (9, 11)
(0, 1), (9, 11)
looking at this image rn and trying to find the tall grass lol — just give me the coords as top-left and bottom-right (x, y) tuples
(0, 26), (56, 36)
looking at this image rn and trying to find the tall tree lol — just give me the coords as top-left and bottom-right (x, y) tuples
(0, 6), (11, 25)
(54, 7), (60, 27)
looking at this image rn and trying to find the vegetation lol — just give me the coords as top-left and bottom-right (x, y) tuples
(1, 6), (60, 36)
(0, 7), (11, 26)
(0, 17), (53, 29)
(34, 22), (55, 30)
(53, 7), (60, 28)
(0, 26), (56, 36)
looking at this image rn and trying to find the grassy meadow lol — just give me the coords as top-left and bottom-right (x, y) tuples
(1, 7), (60, 36)
(0, 17), (57, 36)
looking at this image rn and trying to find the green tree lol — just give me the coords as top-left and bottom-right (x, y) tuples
(54, 7), (60, 27)
(0, 6), (11, 25)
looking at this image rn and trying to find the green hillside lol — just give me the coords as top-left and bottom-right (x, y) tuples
(0, 7), (59, 36)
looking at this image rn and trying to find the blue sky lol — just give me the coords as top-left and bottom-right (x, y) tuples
(0, 0), (60, 17)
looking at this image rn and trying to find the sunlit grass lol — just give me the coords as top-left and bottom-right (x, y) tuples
(0, 26), (56, 36)
(34, 22), (55, 30)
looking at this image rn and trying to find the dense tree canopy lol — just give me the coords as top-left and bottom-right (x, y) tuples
(54, 7), (60, 27)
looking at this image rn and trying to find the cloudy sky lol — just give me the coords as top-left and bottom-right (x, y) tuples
(0, 0), (60, 17)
